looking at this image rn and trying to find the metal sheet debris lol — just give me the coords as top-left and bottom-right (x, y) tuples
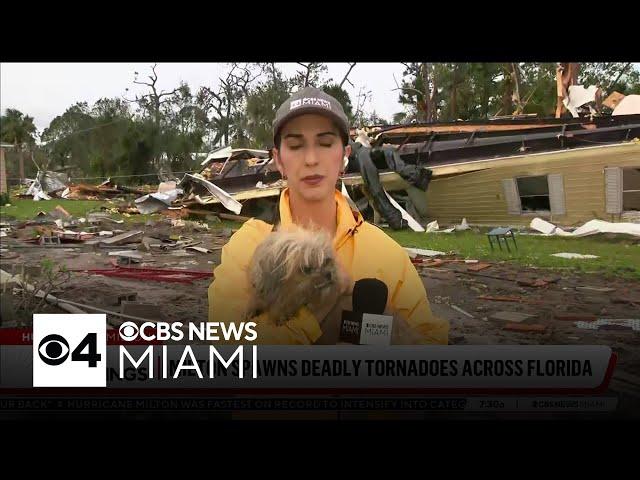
(530, 217), (560, 235)
(98, 230), (144, 246)
(612, 94), (640, 116)
(87, 213), (124, 224)
(425, 218), (469, 234)
(564, 85), (600, 117)
(551, 252), (599, 259)
(530, 217), (640, 238)
(571, 219), (640, 237)
(26, 180), (51, 201)
(200, 146), (232, 166)
(186, 246), (211, 254)
(383, 189), (424, 232)
(40, 171), (69, 193)
(426, 220), (439, 233)
(575, 319), (640, 331)
(107, 250), (143, 259)
(181, 173), (242, 214)
(135, 188), (183, 214)
(405, 247), (447, 258)
(455, 218), (470, 231)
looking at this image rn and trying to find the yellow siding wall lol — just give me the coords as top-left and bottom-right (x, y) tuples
(425, 143), (640, 226)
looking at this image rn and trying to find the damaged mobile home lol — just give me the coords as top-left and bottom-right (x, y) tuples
(352, 113), (640, 227)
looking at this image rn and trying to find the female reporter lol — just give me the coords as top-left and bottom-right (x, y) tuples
(208, 87), (448, 345)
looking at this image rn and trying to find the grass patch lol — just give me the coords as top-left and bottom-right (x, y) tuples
(0, 199), (112, 221)
(385, 229), (640, 280)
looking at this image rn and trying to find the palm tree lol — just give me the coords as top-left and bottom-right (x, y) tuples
(1, 108), (37, 180)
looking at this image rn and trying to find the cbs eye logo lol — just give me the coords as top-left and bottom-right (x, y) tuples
(119, 322), (139, 341)
(38, 333), (101, 367)
(33, 314), (106, 388)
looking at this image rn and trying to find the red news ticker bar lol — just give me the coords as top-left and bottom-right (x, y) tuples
(0, 328), (160, 345)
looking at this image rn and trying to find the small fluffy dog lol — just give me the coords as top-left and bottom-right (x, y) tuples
(246, 227), (343, 325)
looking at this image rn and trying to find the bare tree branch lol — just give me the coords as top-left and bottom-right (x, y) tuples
(339, 63), (357, 88)
(353, 87), (372, 126)
(296, 63), (312, 87)
(391, 86), (426, 96)
(150, 63), (158, 83)
(392, 73), (425, 97)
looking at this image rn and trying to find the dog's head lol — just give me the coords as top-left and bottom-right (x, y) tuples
(249, 226), (340, 302)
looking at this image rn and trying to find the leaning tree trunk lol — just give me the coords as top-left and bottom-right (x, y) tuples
(449, 64), (458, 121)
(0, 146), (7, 194)
(501, 64), (513, 116)
(511, 63), (524, 115)
(416, 63), (429, 123)
(480, 66), (490, 119)
(17, 143), (25, 181)
(428, 65), (437, 123)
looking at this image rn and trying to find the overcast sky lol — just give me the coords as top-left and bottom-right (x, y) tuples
(3, 62), (638, 134)
(0, 62), (407, 133)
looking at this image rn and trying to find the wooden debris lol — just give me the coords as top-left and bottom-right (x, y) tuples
(478, 295), (545, 305)
(218, 213), (251, 222)
(467, 262), (492, 272)
(98, 230), (144, 246)
(451, 304), (475, 319)
(576, 286), (616, 293)
(554, 313), (598, 322)
(491, 311), (537, 323)
(503, 323), (548, 333)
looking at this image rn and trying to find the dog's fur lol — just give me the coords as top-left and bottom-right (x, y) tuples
(246, 226), (342, 325)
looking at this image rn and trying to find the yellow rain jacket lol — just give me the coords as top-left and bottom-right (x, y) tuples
(208, 188), (449, 345)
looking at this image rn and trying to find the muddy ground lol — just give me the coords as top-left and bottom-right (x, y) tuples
(2, 220), (640, 416)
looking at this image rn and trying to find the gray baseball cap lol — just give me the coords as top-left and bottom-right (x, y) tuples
(272, 86), (350, 146)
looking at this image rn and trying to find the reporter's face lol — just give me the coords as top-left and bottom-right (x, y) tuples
(274, 114), (351, 202)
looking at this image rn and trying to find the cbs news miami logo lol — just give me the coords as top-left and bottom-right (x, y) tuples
(33, 314), (107, 387)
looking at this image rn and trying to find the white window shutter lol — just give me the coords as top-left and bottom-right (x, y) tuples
(502, 178), (521, 215)
(548, 173), (566, 215)
(604, 167), (622, 214)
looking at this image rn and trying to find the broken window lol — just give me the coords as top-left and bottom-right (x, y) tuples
(516, 175), (550, 212)
(623, 167), (640, 211)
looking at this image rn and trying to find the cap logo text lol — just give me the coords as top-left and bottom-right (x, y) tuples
(290, 97), (331, 110)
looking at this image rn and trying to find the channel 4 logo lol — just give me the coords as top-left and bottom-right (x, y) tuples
(33, 314), (107, 387)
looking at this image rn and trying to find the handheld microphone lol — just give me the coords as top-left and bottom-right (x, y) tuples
(340, 278), (393, 345)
